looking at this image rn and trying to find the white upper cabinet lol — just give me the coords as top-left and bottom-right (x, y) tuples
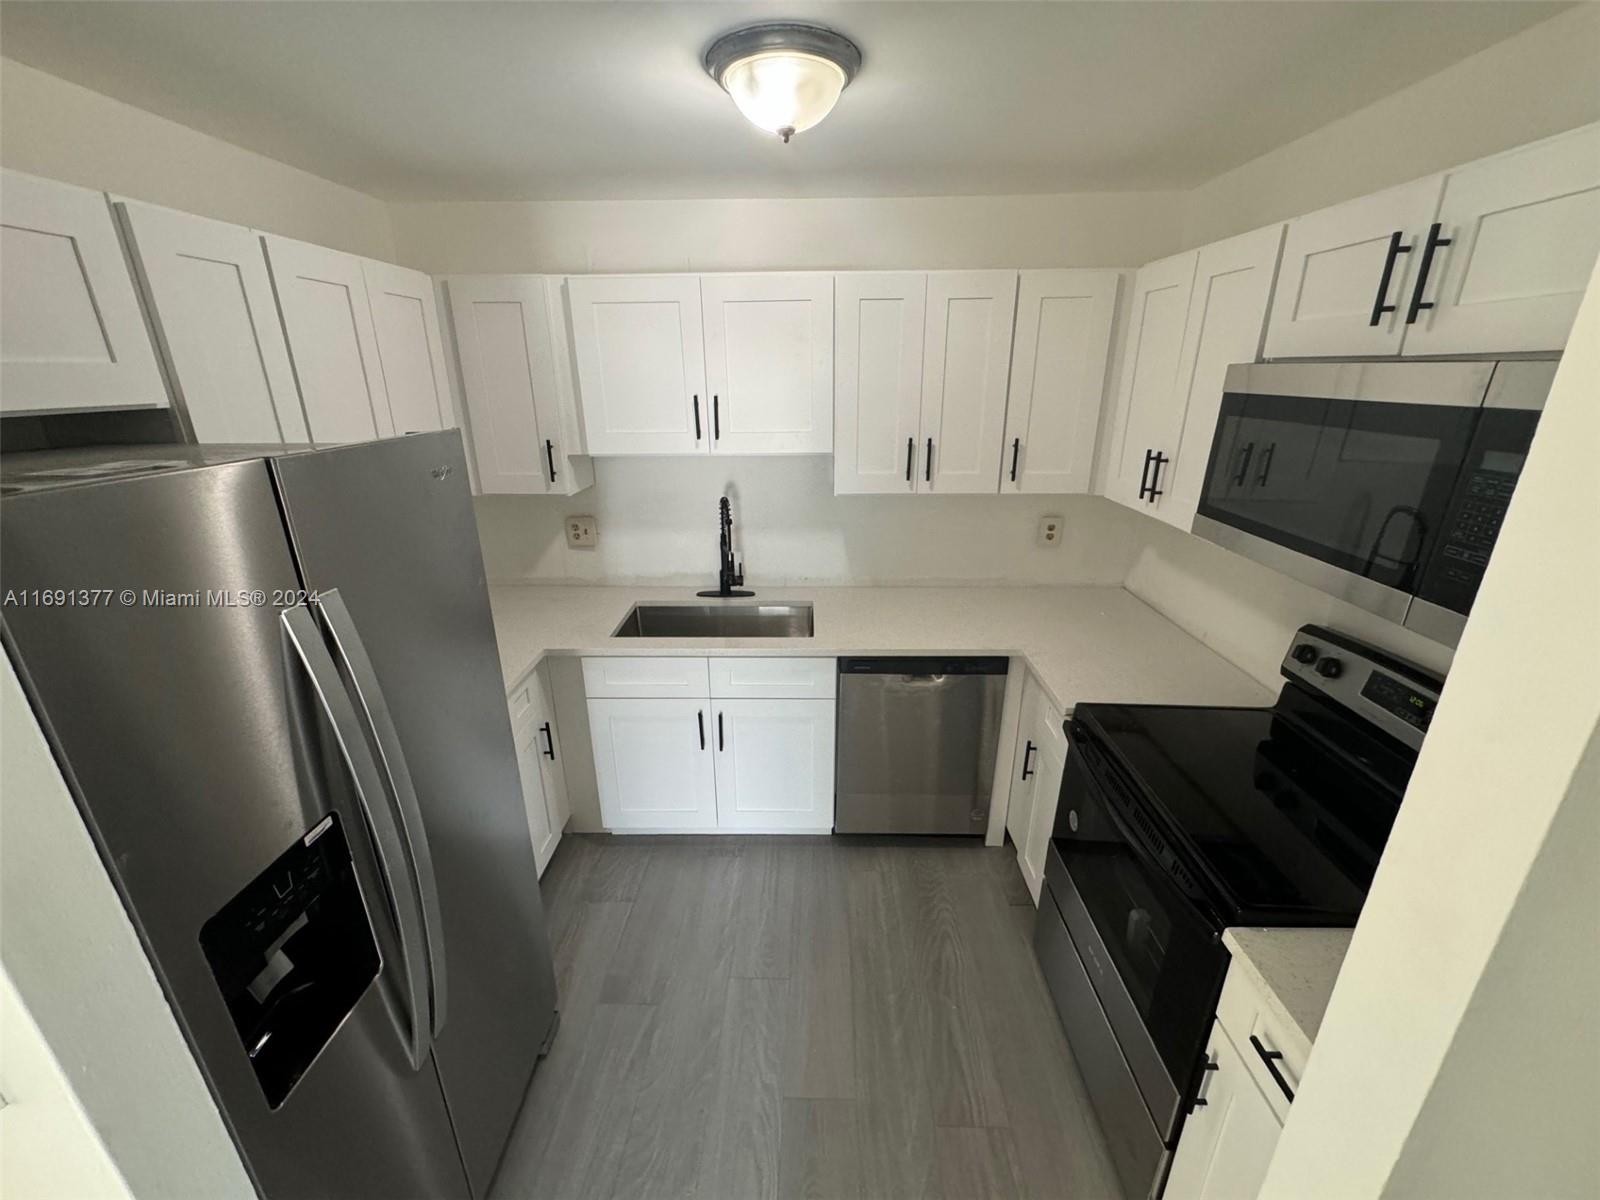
(1265, 177), (1443, 359)
(1001, 270), (1120, 494)
(445, 276), (593, 495)
(833, 272), (927, 494)
(567, 274), (706, 455)
(700, 273), (833, 454)
(1, 170), (166, 415)
(1401, 123), (1600, 356)
(1161, 223), (1286, 529)
(920, 270), (1018, 493)
(1105, 251), (1197, 515)
(116, 199), (306, 443)
(362, 259), (452, 435)
(261, 234), (393, 444)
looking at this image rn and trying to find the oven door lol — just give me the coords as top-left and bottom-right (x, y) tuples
(1049, 737), (1229, 1140)
(1193, 360), (1489, 624)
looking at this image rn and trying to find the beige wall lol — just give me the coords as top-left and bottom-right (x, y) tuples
(1260, 262), (1600, 1200)
(389, 191), (1186, 276)
(0, 58), (395, 260)
(1182, 3), (1600, 247)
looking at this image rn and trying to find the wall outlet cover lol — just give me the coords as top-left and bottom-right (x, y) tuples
(566, 515), (598, 548)
(1038, 515), (1063, 547)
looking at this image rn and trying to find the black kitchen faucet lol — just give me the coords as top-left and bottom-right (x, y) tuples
(697, 496), (754, 598)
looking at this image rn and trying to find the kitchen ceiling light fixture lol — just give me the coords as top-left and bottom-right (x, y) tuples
(704, 22), (861, 143)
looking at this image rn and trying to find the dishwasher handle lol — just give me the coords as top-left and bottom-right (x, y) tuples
(839, 656), (1009, 677)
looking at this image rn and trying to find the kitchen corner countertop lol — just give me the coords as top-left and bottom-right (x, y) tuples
(486, 584), (1273, 714)
(1222, 927), (1354, 1051)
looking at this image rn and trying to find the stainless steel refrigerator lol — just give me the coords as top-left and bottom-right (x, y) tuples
(1, 431), (557, 1199)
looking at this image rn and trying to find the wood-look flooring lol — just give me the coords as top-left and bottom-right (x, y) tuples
(490, 835), (1122, 1200)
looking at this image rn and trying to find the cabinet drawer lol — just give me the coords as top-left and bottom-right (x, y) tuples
(1216, 962), (1309, 1123)
(708, 657), (835, 699)
(582, 656), (710, 699)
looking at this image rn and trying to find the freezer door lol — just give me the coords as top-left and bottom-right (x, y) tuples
(0, 462), (470, 1200)
(269, 432), (558, 1195)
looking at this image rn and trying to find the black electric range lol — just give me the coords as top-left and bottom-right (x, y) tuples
(1033, 625), (1443, 1200)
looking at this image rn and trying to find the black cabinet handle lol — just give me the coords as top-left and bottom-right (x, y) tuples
(1146, 451), (1169, 503)
(1405, 222), (1453, 325)
(697, 710), (705, 751)
(1189, 1058), (1220, 1111)
(1368, 230), (1413, 326)
(1249, 1035), (1296, 1103)
(717, 711), (724, 751)
(539, 721), (555, 760)
(1138, 449), (1155, 500)
(1021, 740), (1036, 780)
(1233, 441), (1255, 486)
(713, 394), (720, 441)
(1010, 437), (1021, 483)
(925, 438), (933, 484)
(906, 437), (915, 483)
(545, 439), (557, 484)
(693, 395), (702, 441)
(1256, 442), (1275, 487)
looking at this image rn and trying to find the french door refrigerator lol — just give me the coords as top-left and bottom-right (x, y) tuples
(1, 431), (557, 1199)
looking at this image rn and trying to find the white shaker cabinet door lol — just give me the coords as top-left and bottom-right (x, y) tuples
(363, 259), (452, 435)
(1264, 176), (1444, 360)
(530, 665), (572, 835)
(116, 199), (306, 442)
(513, 707), (558, 876)
(1105, 251), (1197, 517)
(1165, 1030), (1283, 1200)
(568, 274), (707, 455)
(711, 699), (836, 833)
(1161, 223), (1286, 530)
(1, 170), (166, 415)
(701, 273), (833, 454)
(834, 272), (926, 494)
(1402, 122), (1600, 356)
(262, 234), (393, 443)
(588, 698), (718, 832)
(1001, 269), (1120, 494)
(446, 276), (558, 494)
(920, 270), (1018, 493)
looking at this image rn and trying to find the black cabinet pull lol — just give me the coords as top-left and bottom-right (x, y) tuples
(693, 395), (702, 441)
(906, 437), (915, 483)
(697, 710), (705, 750)
(925, 438), (933, 484)
(1249, 1035), (1296, 1103)
(545, 439), (557, 484)
(1256, 442), (1275, 487)
(713, 394), (721, 441)
(1020, 740), (1036, 780)
(1189, 1058), (1220, 1112)
(1010, 437), (1021, 483)
(1368, 230), (1413, 326)
(1138, 449), (1155, 500)
(1405, 222), (1453, 325)
(539, 722), (555, 760)
(1232, 441), (1255, 486)
(1146, 451), (1170, 503)
(717, 711), (724, 751)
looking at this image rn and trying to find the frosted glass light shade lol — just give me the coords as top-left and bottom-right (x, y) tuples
(720, 51), (847, 141)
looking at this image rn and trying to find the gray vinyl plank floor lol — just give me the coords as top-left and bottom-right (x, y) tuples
(491, 835), (1123, 1200)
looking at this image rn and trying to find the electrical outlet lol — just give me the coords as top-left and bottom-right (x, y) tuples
(565, 515), (598, 548)
(1038, 515), (1064, 547)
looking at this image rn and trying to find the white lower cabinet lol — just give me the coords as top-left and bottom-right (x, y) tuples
(513, 706), (559, 872)
(1165, 1025), (1283, 1200)
(509, 664), (570, 875)
(1006, 670), (1066, 903)
(712, 699), (836, 833)
(584, 657), (836, 833)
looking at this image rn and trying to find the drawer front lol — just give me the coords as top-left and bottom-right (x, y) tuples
(582, 656), (710, 699)
(708, 657), (836, 699)
(1216, 963), (1308, 1122)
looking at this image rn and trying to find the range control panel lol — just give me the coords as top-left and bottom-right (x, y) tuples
(1280, 625), (1443, 751)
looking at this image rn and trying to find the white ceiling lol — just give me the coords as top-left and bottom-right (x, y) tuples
(0, 1), (1570, 202)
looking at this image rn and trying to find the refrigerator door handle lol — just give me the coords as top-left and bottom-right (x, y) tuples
(280, 604), (433, 1070)
(312, 590), (449, 1042)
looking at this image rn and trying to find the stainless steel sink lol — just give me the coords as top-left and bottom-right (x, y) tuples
(611, 603), (814, 639)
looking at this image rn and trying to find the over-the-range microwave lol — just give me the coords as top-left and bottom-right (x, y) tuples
(1192, 358), (1556, 647)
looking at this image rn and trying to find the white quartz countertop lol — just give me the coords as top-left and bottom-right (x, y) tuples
(1222, 927), (1354, 1051)
(487, 584), (1273, 715)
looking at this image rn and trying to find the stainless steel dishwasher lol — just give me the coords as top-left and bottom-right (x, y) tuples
(834, 657), (1009, 835)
